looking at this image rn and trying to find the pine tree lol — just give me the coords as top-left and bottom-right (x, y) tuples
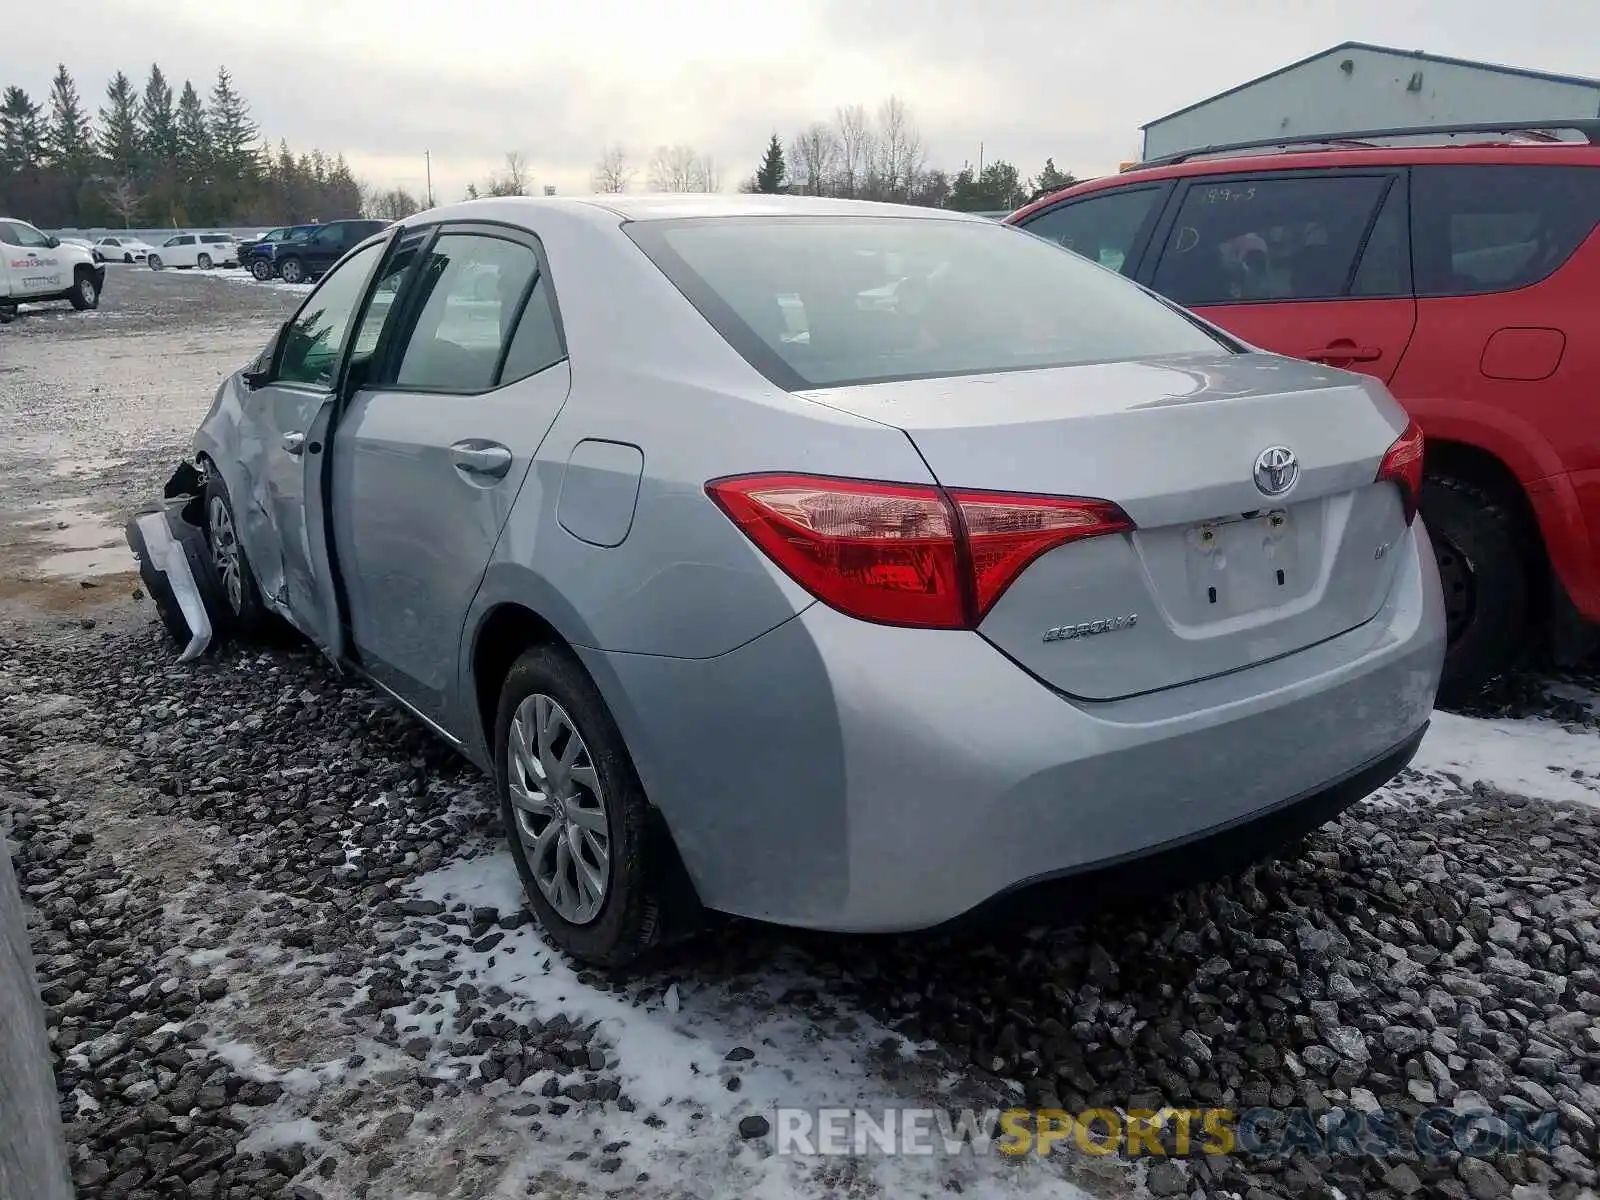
(139, 64), (178, 163)
(174, 80), (210, 183)
(1029, 157), (1076, 202)
(208, 67), (259, 179)
(1, 86), (46, 172)
(755, 133), (787, 194)
(98, 71), (142, 178)
(45, 65), (93, 173)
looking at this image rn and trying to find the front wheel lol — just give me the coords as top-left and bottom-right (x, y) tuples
(148, 254), (163, 271)
(1422, 476), (1533, 706)
(250, 258), (274, 281)
(196, 252), (213, 270)
(277, 257), (305, 285)
(69, 270), (100, 310)
(496, 646), (676, 967)
(123, 253), (133, 264)
(203, 472), (269, 636)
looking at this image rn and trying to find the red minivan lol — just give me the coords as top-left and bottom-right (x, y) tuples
(1009, 123), (1600, 703)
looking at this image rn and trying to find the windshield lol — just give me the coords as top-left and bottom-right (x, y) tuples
(625, 215), (1229, 390)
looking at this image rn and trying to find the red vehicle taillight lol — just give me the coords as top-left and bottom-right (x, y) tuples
(705, 473), (1134, 629)
(1375, 419), (1425, 525)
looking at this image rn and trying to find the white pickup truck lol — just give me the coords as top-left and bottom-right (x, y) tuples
(0, 217), (105, 323)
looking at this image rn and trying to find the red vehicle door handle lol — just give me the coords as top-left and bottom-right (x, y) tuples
(1308, 340), (1382, 363)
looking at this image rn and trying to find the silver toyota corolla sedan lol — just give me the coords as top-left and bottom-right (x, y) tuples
(187, 194), (1445, 965)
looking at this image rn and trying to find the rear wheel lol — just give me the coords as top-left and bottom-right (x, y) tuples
(496, 645), (675, 967)
(278, 256), (306, 284)
(148, 254), (163, 271)
(69, 270), (100, 310)
(1421, 476), (1532, 705)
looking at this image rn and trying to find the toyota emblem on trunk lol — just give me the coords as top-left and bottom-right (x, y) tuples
(1253, 446), (1299, 497)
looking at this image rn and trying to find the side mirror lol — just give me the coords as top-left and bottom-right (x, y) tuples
(45, 235), (60, 249)
(244, 320), (290, 388)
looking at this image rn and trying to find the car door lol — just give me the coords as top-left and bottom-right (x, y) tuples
(304, 224), (347, 275)
(1, 221), (65, 296)
(238, 235), (393, 656)
(328, 222), (572, 724)
(1142, 171), (1417, 382)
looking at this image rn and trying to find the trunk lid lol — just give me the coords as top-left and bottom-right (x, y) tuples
(798, 352), (1411, 700)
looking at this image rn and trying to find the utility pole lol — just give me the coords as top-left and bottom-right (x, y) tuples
(978, 141), (984, 176)
(425, 150), (434, 207)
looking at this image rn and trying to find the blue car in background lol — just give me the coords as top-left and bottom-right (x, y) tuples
(244, 225), (319, 280)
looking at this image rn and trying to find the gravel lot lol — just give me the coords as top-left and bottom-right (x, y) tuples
(3, 266), (1600, 1200)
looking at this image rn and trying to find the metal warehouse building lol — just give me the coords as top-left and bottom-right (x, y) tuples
(1141, 42), (1600, 160)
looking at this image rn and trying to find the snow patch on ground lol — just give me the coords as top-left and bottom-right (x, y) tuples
(395, 851), (1093, 1198)
(1412, 707), (1600, 807)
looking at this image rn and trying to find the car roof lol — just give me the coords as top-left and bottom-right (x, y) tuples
(414, 193), (988, 227)
(1011, 140), (1600, 222)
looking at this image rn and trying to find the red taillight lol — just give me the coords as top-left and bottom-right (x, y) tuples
(1376, 419), (1425, 524)
(705, 473), (1134, 629)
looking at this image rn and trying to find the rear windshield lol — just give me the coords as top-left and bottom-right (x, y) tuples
(625, 215), (1230, 390)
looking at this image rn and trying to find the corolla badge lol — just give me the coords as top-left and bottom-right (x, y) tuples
(1253, 446), (1299, 497)
(1043, 614), (1138, 643)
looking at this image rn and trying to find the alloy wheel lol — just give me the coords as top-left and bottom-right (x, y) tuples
(207, 495), (244, 614)
(79, 278), (97, 305)
(508, 694), (611, 925)
(280, 260), (304, 284)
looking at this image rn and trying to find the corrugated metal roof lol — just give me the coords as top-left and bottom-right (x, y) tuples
(1142, 42), (1600, 131)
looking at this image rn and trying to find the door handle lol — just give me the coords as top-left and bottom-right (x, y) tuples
(282, 431), (306, 455)
(449, 440), (513, 479)
(1308, 341), (1382, 363)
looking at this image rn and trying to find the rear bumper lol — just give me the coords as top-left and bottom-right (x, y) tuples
(581, 521), (1446, 932)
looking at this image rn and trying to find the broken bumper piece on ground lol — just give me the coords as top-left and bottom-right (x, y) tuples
(124, 480), (226, 661)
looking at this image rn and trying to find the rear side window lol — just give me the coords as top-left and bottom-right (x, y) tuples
(1020, 187), (1162, 274)
(498, 275), (565, 383)
(626, 216), (1228, 391)
(201, 234), (231, 244)
(1151, 175), (1390, 305)
(390, 233), (540, 392)
(1411, 165), (1600, 296)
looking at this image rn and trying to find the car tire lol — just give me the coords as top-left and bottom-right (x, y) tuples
(123, 253), (133, 264)
(69, 269), (100, 311)
(197, 252), (213, 270)
(250, 258), (275, 281)
(202, 471), (270, 636)
(1422, 475), (1532, 706)
(496, 645), (676, 968)
(278, 256), (306, 285)
(0, 302), (14, 325)
(148, 254), (163, 271)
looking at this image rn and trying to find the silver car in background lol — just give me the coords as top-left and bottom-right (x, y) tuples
(187, 194), (1445, 966)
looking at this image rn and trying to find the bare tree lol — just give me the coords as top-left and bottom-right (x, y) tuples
(833, 104), (875, 198)
(789, 122), (840, 196)
(365, 185), (421, 221)
(647, 144), (699, 192)
(591, 143), (635, 193)
(689, 154), (720, 193)
(482, 151), (529, 197)
(101, 176), (143, 227)
(875, 95), (924, 201)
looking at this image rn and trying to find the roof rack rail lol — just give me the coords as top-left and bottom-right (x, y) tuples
(1128, 119), (1600, 171)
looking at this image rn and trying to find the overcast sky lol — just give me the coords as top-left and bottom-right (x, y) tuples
(9, 0), (1600, 200)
